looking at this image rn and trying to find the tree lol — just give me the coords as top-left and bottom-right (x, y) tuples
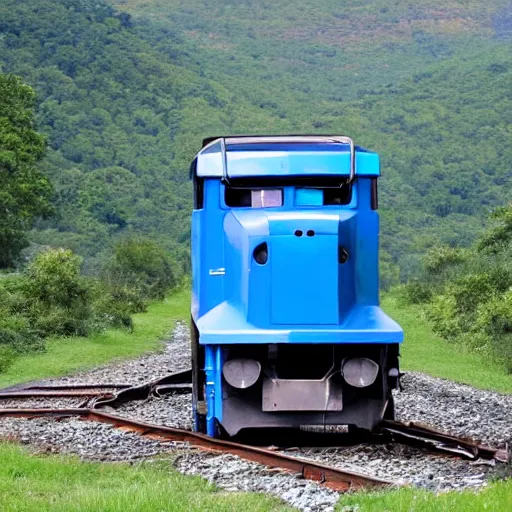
(0, 73), (53, 268)
(104, 237), (177, 300)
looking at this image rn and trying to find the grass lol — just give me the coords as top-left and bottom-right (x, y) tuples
(0, 287), (190, 388)
(382, 294), (512, 394)
(1, 287), (510, 511)
(0, 443), (292, 512)
(338, 294), (512, 510)
(336, 481), (512, 512)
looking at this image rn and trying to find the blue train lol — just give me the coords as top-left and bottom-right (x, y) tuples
(189, 135), (403, 438)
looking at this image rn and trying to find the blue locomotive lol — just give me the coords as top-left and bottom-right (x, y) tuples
(189, 135), (403, 438)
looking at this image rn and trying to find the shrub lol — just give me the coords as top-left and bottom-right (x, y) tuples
(0, 327), (44, 354)
(0, 346), (16, 373)
(476, 291), (512, 372)
(25, 248), (89, 308)
(424, 245), (466, 273)
(91, 284), (147, 331)
(403, 280), (433, 304)
(104, 237), (176, 300)
(426, 293), (461, 339)
(477, 204), (512, 254)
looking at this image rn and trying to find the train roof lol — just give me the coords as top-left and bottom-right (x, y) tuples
(191, 135), (380, 179)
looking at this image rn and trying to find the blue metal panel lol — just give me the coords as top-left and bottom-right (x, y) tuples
(191, 140), (403, 347)
(192, 180), (226, 320)
(271, 234), (339, 325)
(204, 345), (223, 436)
(197, 146), (379, 178)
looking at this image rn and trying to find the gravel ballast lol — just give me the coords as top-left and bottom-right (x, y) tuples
(1, 321), (511, 511)
(394, 372), (512, 447)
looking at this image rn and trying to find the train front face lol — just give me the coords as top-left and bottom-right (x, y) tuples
(190, 136), (404, 438)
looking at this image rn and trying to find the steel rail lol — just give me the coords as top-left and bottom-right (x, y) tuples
(380, 420), (509, 463)
(0, 407), (393, 491)
(1, 369), (507, 473)
(0, 391), (115, 398)
(0, 408), (88, 418)
(22, 384), (132, 391)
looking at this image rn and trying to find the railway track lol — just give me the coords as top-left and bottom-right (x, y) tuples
(0, 370), (508, 493)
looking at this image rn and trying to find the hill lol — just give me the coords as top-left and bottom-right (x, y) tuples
(0, 0), (292, 271)
(111, 0), (512, 279)
(0, 0), (511, 281)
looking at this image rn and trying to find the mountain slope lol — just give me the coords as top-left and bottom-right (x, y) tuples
(0, 0), (510, 282)
(111, 0), (512, 277)
(0, 0), (292, 269)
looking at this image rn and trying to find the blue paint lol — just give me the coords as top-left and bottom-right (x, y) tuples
(295, 188), (324, 206)
(191, 139), (403, 435)
(197, 142), (380, 178)
(204, 345), (225, 436)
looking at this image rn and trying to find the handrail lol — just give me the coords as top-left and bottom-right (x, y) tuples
(220, 137), (230, 185)
(214, 135), (356, 184)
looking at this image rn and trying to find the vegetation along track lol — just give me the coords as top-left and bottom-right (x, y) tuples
(0, 323), (511, 511)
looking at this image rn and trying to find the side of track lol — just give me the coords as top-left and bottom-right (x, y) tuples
(0, 369), (508, 492)
(0, 406), (391, 491)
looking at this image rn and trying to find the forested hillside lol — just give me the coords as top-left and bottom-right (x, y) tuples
(112, 0), (512, 279)
(0, 0), (511, 282)
(0, 0), (292, 271)
(403, 203), (512, 371)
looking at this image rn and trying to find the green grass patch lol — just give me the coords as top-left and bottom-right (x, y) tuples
(0, 288), (190, 388)
(0, 442), (292, 512)
(382, 295), (512, 393)
(336, 482), (512, 512)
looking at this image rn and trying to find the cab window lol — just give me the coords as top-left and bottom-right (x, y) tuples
(225, 187), (283, 208)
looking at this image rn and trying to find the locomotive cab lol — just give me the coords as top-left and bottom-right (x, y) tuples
(190, 136), (403, 437)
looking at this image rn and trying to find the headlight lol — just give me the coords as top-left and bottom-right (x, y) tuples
(342, 358), (379, 388)
(223, 358), (261, 389)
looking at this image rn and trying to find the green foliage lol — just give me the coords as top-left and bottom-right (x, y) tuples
(409, 204), (512, 371)
(0, 287), (190, 387)
(0, 73), (53, 267)
(0, 346), (16, 373)
(402, 280), (434, 305)
(0, 247), (157, 372)
(478, 206), (512, 254)
(475, 291), (512, 372)
(0, 0), (510, 280)
(24, 248), (92, 337)
(26, 248), (87, 308)
(424, 246), (467, 273)
(104, 237), (176, 300)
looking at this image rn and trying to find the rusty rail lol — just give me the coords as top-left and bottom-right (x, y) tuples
(22, 384), (132, 391)
(0, 391), (115, 398)
(380, 420), (509, 462)
(0, 369), (508, 490)
(0, 408), (87, 418)
(87, 410), (392, 491)
(0, 406), (392, 491)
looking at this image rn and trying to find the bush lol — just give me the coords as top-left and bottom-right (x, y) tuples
(0, 327), (44, 354)
(403, 280), (433, 304)
(25, 248), (89, 308)
(426, 293), (461, 339)
(22, 248), (96, 337)
(424, 245), (467, 273)
(0, 246), (156, 373)
(91, 284), (148, 331)
(0, 346), (16, 373)
(476, 291), (512, 372)
(104, 237), (176, 300)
